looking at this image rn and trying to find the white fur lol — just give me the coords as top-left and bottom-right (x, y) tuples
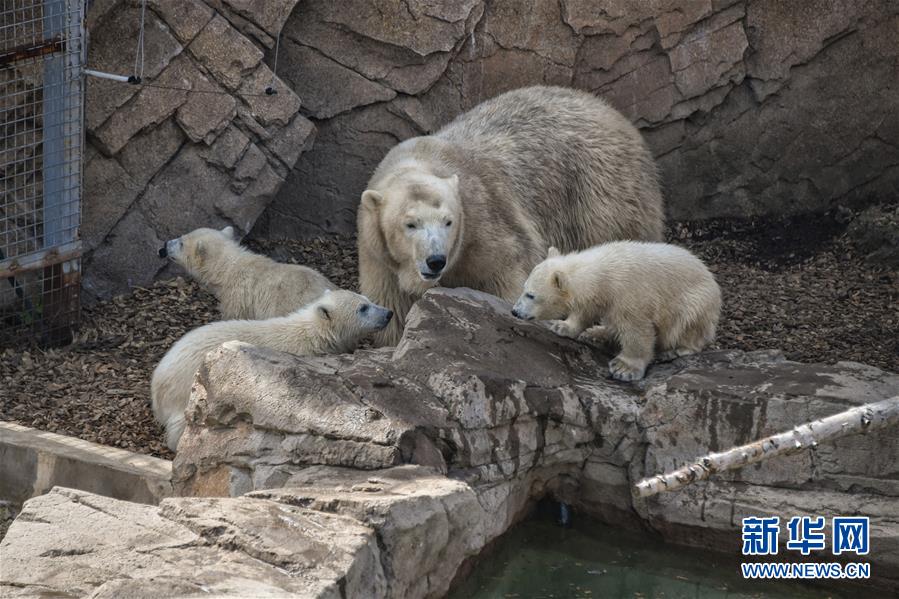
(358, 86), (665, 345)
(151, 290), (391, 450)
(513, 241), (721, 381)
(163, 226), (336, 319)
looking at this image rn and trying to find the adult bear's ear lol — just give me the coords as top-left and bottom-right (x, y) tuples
(361, 190), (383, 211)
(552, 270), (567, 293)
(547, 246), (560, 258)
(221, 226), (235, 239)
(446, 174), (459, 189)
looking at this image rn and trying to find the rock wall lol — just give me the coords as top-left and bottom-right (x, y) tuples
(80, 1), (898, 296)
(256, 0), (899, 238)
(81, 0), (312, 298)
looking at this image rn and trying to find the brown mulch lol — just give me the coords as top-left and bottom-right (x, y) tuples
(1, 214), (896, 459)
(674, 215), (898, 371)
(2, 280), (216, 460)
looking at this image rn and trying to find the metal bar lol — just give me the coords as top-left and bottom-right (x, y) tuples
(0, 240), (81, 280)
(84, 68), (131, 82)
(61, 1), (83, 244)
(0, 37), (66, 68)
(0, 240), (82, 278)
(42, 0), (66, 249)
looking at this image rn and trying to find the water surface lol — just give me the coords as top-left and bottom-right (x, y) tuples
(450, 517), (843, 599)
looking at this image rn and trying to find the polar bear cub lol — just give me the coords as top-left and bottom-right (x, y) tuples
(151, 289), (392, 450)
(512, 242), (721, 381)
(159, 226), (336, 319)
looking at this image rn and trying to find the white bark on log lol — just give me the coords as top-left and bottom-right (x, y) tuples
(634, 397), (899, 498)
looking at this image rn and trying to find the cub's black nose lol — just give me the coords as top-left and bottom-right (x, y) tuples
(158, 246), (168, 258)
(511, 308), (520, 318)
(426, 254), (446, 272)
(385, 310), (394, 322)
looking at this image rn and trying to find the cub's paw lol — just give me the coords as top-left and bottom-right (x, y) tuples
(608, 356), (646, 382)
(547, 320), (578, 339)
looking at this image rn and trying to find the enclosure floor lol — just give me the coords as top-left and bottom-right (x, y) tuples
(1, 216), (896, 459)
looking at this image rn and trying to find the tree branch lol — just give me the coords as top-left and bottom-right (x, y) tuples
(634, 397), (899, 498)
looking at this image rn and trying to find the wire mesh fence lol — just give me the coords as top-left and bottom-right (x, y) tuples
(1, 0), (84, 348)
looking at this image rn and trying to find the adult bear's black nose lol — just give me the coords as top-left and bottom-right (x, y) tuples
(158, 246), (168, 258)
(426, 254), (446, 272)
(511, 308), (521, 318)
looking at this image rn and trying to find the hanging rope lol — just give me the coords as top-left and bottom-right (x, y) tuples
(265, 32), (281, 95)
(85, 0), (283, 97)
(132, 0), (147, 83)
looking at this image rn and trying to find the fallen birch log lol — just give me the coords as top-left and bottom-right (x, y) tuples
(634, 397), (899, 498)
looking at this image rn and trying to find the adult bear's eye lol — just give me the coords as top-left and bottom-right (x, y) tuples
(445, 220), (453, 227)
(359, 305), (369, 314)
(406, 223), (416, 230)
(525, 293), (535, 300)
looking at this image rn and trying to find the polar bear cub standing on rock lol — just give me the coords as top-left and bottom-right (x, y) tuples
(358, 86), (665, 346)
(151, 289), (392, 450)
(512, 242), (721, 382)
(159, 226), (336, 319)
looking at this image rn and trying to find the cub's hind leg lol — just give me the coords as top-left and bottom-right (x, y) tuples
(659, 318), (716, 361)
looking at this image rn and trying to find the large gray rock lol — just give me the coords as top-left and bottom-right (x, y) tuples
(0, 487), (385, 598)
(250, 467), (496, 599)
(188, 14), (264, 91)
(4, 289), (899, 596)
(173, 289), (899, 587)
(259, 0), (899, 237)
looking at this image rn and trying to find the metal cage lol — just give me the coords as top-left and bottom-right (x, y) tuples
(1, 0), (84, 348)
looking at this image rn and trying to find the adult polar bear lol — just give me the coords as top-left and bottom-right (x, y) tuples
(358, 86), (664, 345)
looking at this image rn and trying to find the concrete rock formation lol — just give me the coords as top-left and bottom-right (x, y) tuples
(1, 486), (387, 598)
(81, 0), (311, 298)
(4, 288), (896, 597)
(80, 1), (898, 296)
(257, 0), (899, 238)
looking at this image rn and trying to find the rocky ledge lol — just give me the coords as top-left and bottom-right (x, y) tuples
(3, 288), (897, 597)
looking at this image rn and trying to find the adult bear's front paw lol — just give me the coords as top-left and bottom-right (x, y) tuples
(608, 356), (646, 381)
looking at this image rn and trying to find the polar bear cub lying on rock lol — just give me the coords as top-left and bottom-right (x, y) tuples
(151, 289), (392, 450)
(159, 226), (336, 319)
(512, 242), (721, 381)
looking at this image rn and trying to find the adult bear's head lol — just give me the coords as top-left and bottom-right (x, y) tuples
(360, 171), (462, 294)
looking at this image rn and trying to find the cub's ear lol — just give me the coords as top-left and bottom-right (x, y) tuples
(221, 226), (235, 239)
(317, 305), (332, 321)
(547, 246), (560, 258)
(194, 240), (206, 259)
(361, 190), (383, 211)
(552, 269), (568, 293)
(446, 174), (459, 189)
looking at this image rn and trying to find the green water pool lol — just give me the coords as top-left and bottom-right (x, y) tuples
(449, 517), (846, 599)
